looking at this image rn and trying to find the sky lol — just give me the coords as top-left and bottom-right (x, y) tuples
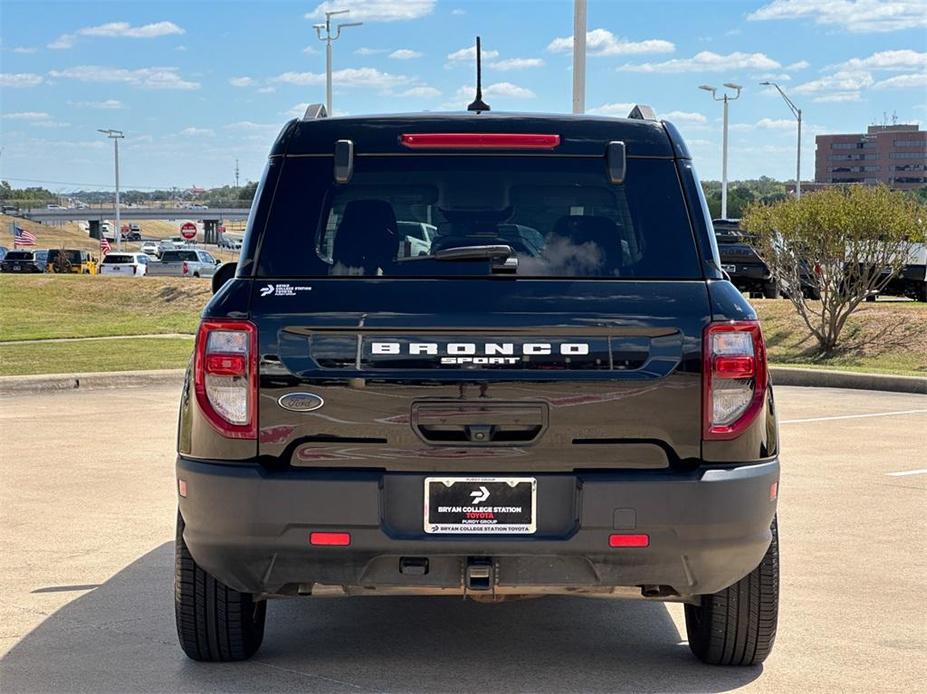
(1, 0), (925, 191)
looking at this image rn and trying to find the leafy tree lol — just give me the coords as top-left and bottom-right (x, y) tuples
(743, 185), (926, 353)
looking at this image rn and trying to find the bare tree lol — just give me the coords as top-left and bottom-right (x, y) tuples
(742, 185), (925, 354)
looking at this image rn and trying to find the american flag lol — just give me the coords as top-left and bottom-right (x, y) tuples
(100, 237), (111, 255)
(13, 226), (37, 247)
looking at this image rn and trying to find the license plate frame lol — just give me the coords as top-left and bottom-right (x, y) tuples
(424, 476), (537, 535)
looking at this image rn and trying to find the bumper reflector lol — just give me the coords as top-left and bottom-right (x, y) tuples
(609, 533), (650, 548)
(178, 479), (187, 498)
(309, 532), (351, 546)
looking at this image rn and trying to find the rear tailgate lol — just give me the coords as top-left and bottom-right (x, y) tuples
(255, 279), (708, 471)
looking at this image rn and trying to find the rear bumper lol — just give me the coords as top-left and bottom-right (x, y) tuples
(177, 457), (779, 599)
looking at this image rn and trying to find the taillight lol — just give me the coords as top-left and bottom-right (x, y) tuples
(194, 320), (257, 438)
(703, 321), (767, 440)
(182, 261), (189, 275)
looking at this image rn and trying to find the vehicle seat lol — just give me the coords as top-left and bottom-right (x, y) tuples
(331, 200), (399, 275)
(551, 215), (625, 272)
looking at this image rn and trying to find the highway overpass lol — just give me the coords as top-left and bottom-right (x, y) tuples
(18, 207), (250, 223)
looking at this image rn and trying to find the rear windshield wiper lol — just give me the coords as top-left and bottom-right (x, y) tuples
(433, 244), (515, 261)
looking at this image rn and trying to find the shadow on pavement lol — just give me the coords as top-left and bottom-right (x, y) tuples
(2, 543), (762, 693)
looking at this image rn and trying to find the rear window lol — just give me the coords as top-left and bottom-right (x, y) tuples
(5, 251), (33, 260)
(47, 250), (84, 263)
(160, 251), (198, 262)
(257, 155), (701, 279)
(102, 254), (134, 264)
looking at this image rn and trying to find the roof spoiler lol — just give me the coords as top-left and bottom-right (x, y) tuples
(302, 103), (328, 120)
(627, 104), (657, 121)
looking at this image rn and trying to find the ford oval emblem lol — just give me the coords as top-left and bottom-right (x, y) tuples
(278, 392), (325, 412)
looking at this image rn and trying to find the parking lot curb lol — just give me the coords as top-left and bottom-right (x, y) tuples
(770, 366), (927, 395)
(0, 369), (186, 396)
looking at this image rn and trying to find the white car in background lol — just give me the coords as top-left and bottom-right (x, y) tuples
(99, 252), (150, 276)
(141, 241), (160, 256)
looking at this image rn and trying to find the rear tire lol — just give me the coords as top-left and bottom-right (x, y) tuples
(174, 512), (266, 661)
(684, 516), (779, 666)
(762, 281), (778, 299)
(916, 283), (927, 303)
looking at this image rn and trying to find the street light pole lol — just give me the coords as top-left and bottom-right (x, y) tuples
(97, 129), (124, 251)
(761, 81), (802, 198)
(699, 83), (742, 220)
(572, 0), (587, 114)
(314, 9), (362, 116)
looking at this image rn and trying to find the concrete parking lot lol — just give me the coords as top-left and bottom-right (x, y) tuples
(1, 384), (925, 693)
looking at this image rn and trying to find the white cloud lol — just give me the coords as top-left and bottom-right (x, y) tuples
(618, 51), (780, 73)
(400, 85), (441, 98)
(3, 112), (51, 121)
(355, 47), (388, 55)
(756, 117), (797, 129)
(390, 49), (422, 60)
(547, 29), (674, 56)
(0, 72), (44, 87)
(48, 65), (200, 90)
(70, 99), (124, 109)
(447, 45), (500, 61)
(229, 76), (256, 87)
(49, 20), (184, 49)
(2, 112), (69, 128)
(873, 72), (927, 89)
(837, 49), (927, 71)
(786, 60), (810, 70)
(748, 0), (927, 33)
(306, 0), (435, 22)
(303, 45), (319, 54)
(756, 73), (793, 82)
(451, 8), (466, 15)
(180, 127), (215, 137)
(454, 82), (536, 101)
(812, 92), (862, 103)
(272, 67), (408, 90)
(256, 86), (276, 94)
(588, 102), (636, 116)
(225, 121), (280, 131)
(79, 21), (185, 38)
(12, 46), (38, 54)
(489, 58), (545, 71)
(662, 110), (708, 124)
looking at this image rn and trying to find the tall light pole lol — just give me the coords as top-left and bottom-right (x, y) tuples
(761, 81), (802, 198)
(97, 129), (124, 250)
(699, 83), (742, 220)
(572, 0), (587, 114)
(314, 9), (362, 116)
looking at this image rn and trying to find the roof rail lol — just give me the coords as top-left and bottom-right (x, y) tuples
(302, 104), (328, 120)
(627, 104), (657, 121)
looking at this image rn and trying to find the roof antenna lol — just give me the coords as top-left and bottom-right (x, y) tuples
(467, 36), (490, 112)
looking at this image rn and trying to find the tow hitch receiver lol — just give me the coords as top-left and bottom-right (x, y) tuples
(466, 557), (494, 591)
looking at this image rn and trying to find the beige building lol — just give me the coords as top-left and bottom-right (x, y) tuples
(814, 124), (926, 190)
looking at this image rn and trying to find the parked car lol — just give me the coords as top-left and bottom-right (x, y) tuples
(870, 243), (927, 302)
(147, 249), (219, 277)
(141, 241), (160, 256)
(218, 234), (243, 250)
(396, 221), (436, 257)
(122, 223), (142, 241)
(0, 246), (7, 262)
(99, 252), (150, 276)
(713, 219), (778, 299)
(46, 248), (97, 274)
(1, 205), (19, 216)
(174, 109), (780, 666)
(1, 249), (47, 273)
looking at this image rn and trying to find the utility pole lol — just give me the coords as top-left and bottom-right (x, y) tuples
(314, 9), (362, 115)
(97, 129), (125, 250)
(761, 81), (802, 198)
(234, 159), (240, 189)
(699, 83), (742, 220)
(572, 0), (587, 114)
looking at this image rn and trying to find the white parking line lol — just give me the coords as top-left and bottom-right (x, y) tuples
(886, 468), (927, 477)
(780, 409), (927, 424)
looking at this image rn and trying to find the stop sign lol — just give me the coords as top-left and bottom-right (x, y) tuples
(180, 222), (197, 240)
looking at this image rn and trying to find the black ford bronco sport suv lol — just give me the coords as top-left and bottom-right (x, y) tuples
(175, 106), (780, 666)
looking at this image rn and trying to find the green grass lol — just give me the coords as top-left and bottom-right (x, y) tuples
(0, 275), (209, 341)
(0, 337), (194, 376)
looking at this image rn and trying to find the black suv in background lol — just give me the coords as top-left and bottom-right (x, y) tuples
(1, 249), (48, 273)
(175, 108), (780, 666)
(713, 219), (779, 298)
